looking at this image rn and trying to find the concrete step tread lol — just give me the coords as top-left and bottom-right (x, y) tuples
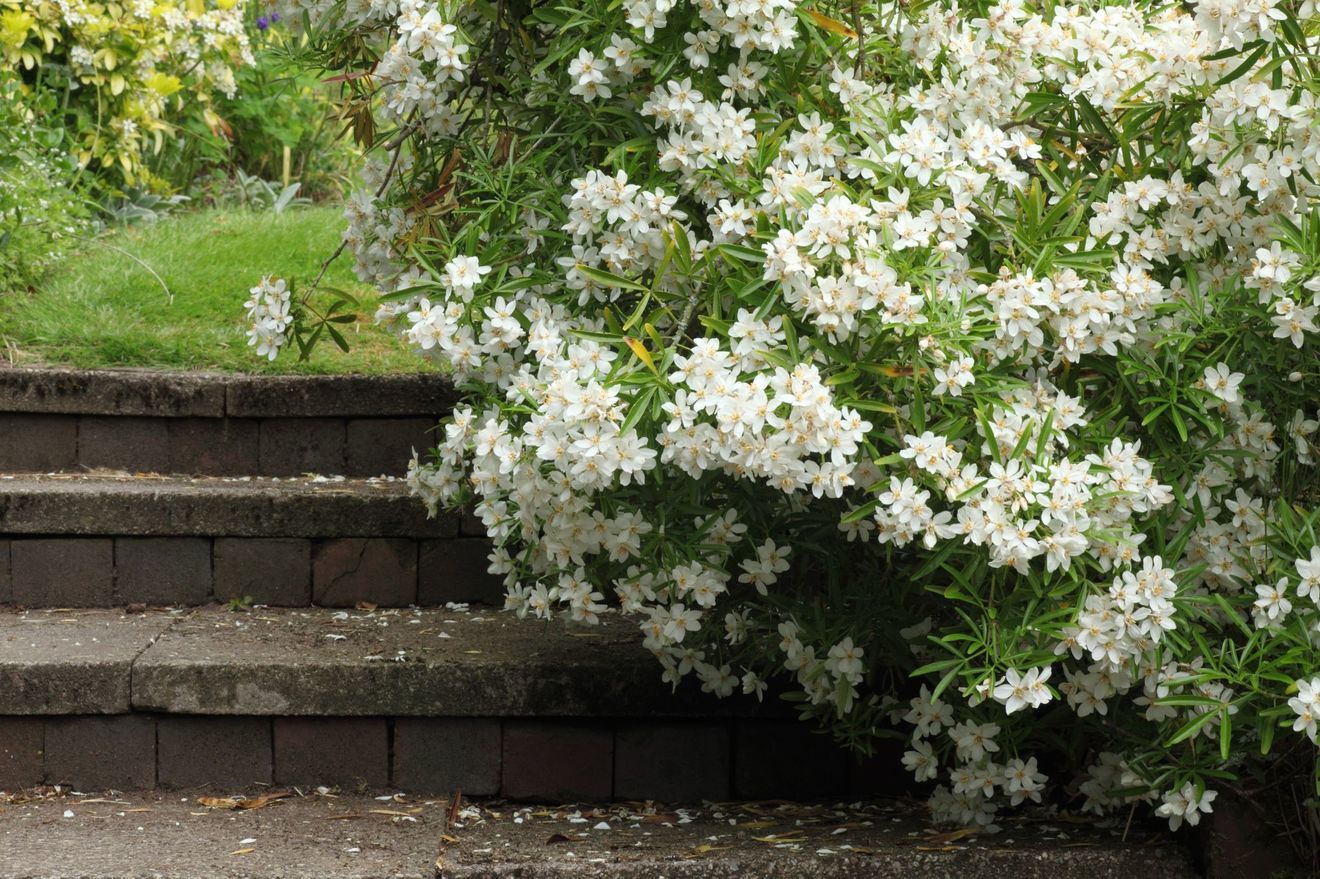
(0, 792), (1195, 879)
(0, 606), (762, 717)
(0, 472), (451, 537)
(0, 366), (453, 417)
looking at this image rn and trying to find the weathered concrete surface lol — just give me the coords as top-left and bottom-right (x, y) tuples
(0, 610), (174, 714)
(438, 802), (1197, 879)
(0, 793), (1196, 879)
(0, 367), (225, 417)
(0, 792), (441, 879)
(0, 366), (454, 418)
(226, 373), (454, 417)
(0, 474), (455, 538)
(131, 607), (769, 718)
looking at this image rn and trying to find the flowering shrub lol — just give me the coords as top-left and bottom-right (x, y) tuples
(1, 0), (252, 186)
(0, 72), (87, 291)
(258, 0), (1320, 835)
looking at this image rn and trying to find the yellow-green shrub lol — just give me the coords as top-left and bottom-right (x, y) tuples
(1, 0), (252, 187)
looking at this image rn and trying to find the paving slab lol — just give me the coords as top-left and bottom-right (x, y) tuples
(131, 606), (768, 718)
(225, 373), (454, 417)
(437, 800), (1197, 879)
(0, 367), (455, 419)
(0, 791), (441, 879)
(0, 474), (455, 538)
(0, 367), (225, 417)
(0, 610), (175, 714)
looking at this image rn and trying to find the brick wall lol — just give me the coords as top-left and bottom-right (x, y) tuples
(1, 536), (505, 607)
(0, 715), (905, 802)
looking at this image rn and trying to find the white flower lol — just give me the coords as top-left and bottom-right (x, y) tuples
(1202, 363), (1245, 405)
(950, 721), (1001, 762)
(1288, 677), (1320, 742)
(1295, 547), (1320, 602)
(825, 637), (865, 684)
(1253, 578), (1292, 626)
(902, 740), (938, 782)
(1155, 783), (1217, 831)
(992, 666), (1053, 714)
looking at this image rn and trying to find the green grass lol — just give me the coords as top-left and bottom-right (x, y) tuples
(0, 207), (429, 374)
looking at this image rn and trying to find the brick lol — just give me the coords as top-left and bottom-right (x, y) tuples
(0, 718), (43, 790)
(214, 538), (310, 606)
(733, 720), (847, 800)
(158, 717), (272, 789)
(846, 739), (909, 796)
(345, 418), (437, 477)
(459, 510), (486, 537)
(167, 418), (259, 476)
(45, 716), (156, 789)
(115, 538), (211, 605)
(418, 539), (504, 606)
(0, 414), (77, 471)
(502, 721), (612, 801)
(615, 722), (730, 803)
(12, 539), (113, 607)
(393, 718), (500, 795)
(258, 418), (346, 476)
(0, 540), (10, 604)
(78, 416), (171, 472)
(273, 718), (387, 789)
(313, 539), (417, 607)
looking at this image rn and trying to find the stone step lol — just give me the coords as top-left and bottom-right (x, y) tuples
(0, 475), (497, 608)
(0, 792), (1196, 879)
(1, 607), (827, 800)
(0, 367), (453, 477)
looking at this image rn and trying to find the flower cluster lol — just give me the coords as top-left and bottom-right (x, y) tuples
(272, 0), (1320, 834)
(243, 276), (292, 360)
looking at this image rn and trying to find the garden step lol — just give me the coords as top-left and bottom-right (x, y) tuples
(0, 474), (447, 538)
(0, 607), (756, 718)
(1, 607), (815, 800)
(0, 367), (455, 417)
(0, 793), (1197, 879)
(0, 474), (501, 608)
(0, 367), (454, 477)
(130, 606), (733, 718)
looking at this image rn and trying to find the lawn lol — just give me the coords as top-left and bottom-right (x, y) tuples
(0, 207), (429, 374)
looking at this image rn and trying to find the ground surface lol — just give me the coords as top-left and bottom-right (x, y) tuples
(0, 208), (426, 374)
(0, 792), (1196, 879)
(0, 791), (441, 878)
(438, 799), (1197, 878)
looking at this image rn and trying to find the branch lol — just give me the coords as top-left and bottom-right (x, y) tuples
(299, 119), (418, 309)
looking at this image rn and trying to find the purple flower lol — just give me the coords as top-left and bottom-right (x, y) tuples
(256, 15), (269, 29)
(271, 11), (281, 21)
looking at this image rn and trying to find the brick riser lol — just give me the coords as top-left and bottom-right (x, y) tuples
(1, 413), (439, 477)
(0, 536), (502, 607)
(0, 715), (897, 802)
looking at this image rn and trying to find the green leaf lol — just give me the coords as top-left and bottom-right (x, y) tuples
(1165, 710), (1219, 747)
(575, 264), (649, 293)
(326, 324), (351, 353)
